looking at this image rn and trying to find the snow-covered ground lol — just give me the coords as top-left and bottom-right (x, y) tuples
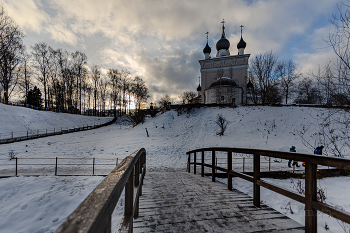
(0, 103), (113, 139)
(0, 105), (350, 232)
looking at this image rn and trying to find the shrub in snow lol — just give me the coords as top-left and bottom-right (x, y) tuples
(215, 114), (229, 136)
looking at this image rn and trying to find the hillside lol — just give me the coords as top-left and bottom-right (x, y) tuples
(0, 103), (113, 136)
(0, 105), (349, 232)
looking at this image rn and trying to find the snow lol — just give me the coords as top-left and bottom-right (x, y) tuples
(0, 104), (350, 232)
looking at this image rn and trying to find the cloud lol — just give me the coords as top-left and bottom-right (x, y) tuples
(2, 0), (342, 103)
(3, 0), (48, 33)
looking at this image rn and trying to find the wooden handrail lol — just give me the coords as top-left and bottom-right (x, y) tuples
(187, 147), (350, 233)
(55, 148), (146, 233)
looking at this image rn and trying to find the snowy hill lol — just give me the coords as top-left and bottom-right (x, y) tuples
(0, 105), (349, 232)
(0, 103), (113, 137)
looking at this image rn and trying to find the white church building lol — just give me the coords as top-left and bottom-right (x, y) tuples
(197, 21), (250, 105)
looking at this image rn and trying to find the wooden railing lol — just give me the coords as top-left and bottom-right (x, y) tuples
(187, 147), (350, 233)
(55, 148), (146, 233)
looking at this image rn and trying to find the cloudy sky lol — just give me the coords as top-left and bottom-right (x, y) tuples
(3, 0), (341, 103)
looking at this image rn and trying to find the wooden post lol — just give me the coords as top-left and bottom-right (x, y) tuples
(15, 157), (17, 176)
(55, 157), (58, 176)
(305, 162), (317, 233)
(93, 158), (95, 175)
(188, 154), (191, 173)
(125, 168), (134, 230)
(194, 152), (196, 174)
(212, 150), (215, 182)
(201, 151), (204, 177)
(135, 159), (140, 187)
(228, 151), (232, 191)
(243, 157), (245, 172)
(269, 157), (271, 171)
(253, 153), (260, 207)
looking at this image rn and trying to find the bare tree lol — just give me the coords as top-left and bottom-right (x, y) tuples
(179, 90), (196, 104)
(17, 52), (33, 104)
(294, 77), (322, 104)
(132, 76), (149, 112)
(0, 6), (25, 104)
(249, 51), (280, 105)
(72, 51), (87, 113)
(276, 59), (299, 104)
(32, 42), (52, 108)
(91, 65), (100, 116)
(108, 69), (120, 117)
(158, 94), (171, 107)
(215, 114), (229, 136)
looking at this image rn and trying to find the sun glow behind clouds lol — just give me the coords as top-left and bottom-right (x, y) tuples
(2, 0), (340, 103)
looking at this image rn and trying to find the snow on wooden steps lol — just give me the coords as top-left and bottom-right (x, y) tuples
(134, 171), (304, 233)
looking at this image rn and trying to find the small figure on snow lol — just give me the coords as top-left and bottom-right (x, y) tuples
(288, 146), (299, 167)
(302, 145), (324, 167)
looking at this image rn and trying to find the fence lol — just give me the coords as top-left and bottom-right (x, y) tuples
(0, 157), (121, 177)
(0, 117), (117, 144)
(55, 148), (146, 233)
(187, 147), (350, 233)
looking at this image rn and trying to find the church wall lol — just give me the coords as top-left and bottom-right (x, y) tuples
(205, 86), (242, 105)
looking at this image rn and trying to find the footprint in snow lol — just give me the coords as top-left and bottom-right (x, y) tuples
(21, 204), (28, 210)
(52, 217), (59, 223)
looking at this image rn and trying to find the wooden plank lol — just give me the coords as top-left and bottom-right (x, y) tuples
(212, 151), (215, 182)
(254, 154), (260, 207)
(228, 151), (232, 191)
(305, 162), (317, 233)
(257, 180), (305, 204)
(312, 201), (350, 224)
(136, 171), (304, 232)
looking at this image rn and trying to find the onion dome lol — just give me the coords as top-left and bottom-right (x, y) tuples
(197, 84), (202, 92)
(247, 80), (253, 88)
(216, 21), (230, 51)
(237, 36), (246, 49)
(203, 43), (211, 54)
(209, 77), (237, 88)
(216, 33), (230, 51)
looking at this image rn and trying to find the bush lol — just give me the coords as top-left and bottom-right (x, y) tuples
(215, 114), (229, 136)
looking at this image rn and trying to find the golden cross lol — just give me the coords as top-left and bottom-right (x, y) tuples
(240, 25), (244, 36)
(221, 19), (225, 29)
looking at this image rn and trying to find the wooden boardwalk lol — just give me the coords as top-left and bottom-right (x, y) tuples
(134, 171), (304, 233)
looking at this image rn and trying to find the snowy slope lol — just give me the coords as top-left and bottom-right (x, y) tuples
(0, 106), (350, 232)
(0, 103), (113, 137)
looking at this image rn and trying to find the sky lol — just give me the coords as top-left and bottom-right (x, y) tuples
(2, 0), (342, 103)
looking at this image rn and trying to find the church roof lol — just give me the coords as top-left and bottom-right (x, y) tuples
(216, 21), (230, 51)
(203, 43), (211, 54)
(237, 36), (246, 49)
(247, 80), (253, 88)
(197, 84), (202, 91)
(209, 77), (237, 88)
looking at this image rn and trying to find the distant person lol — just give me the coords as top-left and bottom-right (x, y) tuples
(302, 145), (324, 167)
(288, 146), (299, 167)
(314, 146), (324, 155)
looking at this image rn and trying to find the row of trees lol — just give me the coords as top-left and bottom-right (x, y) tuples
(0, 6), (149, 116)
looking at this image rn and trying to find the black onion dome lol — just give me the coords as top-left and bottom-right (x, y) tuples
(247, 80), (253, 88)
(209, 77), (237, 88)
(197, 84), (201, 92)
(237, 36), (246, 49)
(216, 35), (230, 51)
(203, 43), (211, 54)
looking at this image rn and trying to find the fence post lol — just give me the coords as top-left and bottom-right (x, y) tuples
(201, 151), (204, 177)
(27, 130), (28, 139)
(125, 168), (134, 229)
(37, 129), (39, 136)
(243, 157), (245, 173)
(187, 153), (191, 173)
(116, 158), (118, 166)
(54, 128), (55, 134)
(194, 152), (196, 174)
(11, 132), (13, 139)
(228, 151), (232, 191)
(93, 158), (95, 175)
(212, 150), (215, 182)
(15, 157), (18, 176)
(46, 129), (47, 136)
(253, 153), (260, 207)
(269, 157), (271, 171)
(55, 157), (58, 176)
(305, 162), (317, 233)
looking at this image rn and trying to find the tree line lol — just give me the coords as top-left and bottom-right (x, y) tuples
(0, 6), (149, 116)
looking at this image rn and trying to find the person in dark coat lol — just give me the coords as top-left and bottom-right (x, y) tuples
(302, 145), (324, 167)
(288, 146), (299, 167)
